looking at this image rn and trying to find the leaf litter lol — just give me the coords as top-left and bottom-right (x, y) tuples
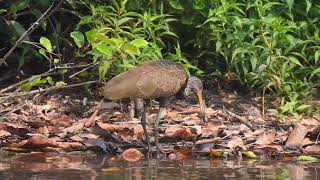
(0, 90), (319, 161)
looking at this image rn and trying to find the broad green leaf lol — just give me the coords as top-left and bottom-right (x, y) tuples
(192, 0), (205, 10)
(70, 31), (84, 48)
(286, 0), (294, 11)
(287, 56), (302, 67)
(46, 76), (54, 86)
(99, 61), (111, 80)
(310, 67), (320, 79)
(123, 43), (138, 57)
(169, 0), (184, 10)
(55, 81), (67, 87)
(130, 38), (148, 48)
(40, 37), (53, 52)
(117, 17), (133, 26)
(216, 40), (222, 52)
(297, 155), (319, 161)
(96, 44), (112, 58)
(242, 151), (257, 158)
(39, 49), (48, 59)
(315, 50), (320, 64)
(296, 104), (312, 111)
(306, 0), (312, 14)
(9, 20), (26, 37)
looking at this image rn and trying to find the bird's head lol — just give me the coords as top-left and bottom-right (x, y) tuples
(183, 76), (206, 124)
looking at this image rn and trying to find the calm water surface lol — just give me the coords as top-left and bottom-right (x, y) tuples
(0, 151), (319, 180)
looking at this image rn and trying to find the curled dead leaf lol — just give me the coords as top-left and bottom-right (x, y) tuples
(168, 152), (187, 160)
(164, 126), (194, 139)
(255, 132), (276, 146)
(227, 136), (246, 150)
(53, 116), (73, 127)
(285, 123), (308, 149)
(11, 135), (57, 149)
(97, 122), (123, 132)
(303, 145), (320, 155)
(0, 130), (11, 137)
(121, 148), (144, 162)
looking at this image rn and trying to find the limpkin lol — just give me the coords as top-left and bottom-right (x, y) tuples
(102, 60), (206, 157)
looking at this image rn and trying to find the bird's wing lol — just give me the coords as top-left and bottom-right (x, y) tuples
(136, 71), (159, 98)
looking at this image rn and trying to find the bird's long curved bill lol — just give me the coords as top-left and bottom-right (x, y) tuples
(196, 90), (206, 123)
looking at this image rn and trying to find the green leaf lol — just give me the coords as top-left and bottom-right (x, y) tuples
(70, 31), (84, 48)
(117, 17), (133, 26)
(216, 40), (222, 52)
(39, 49), (48, 59)
(169, 0), (184, 10)
(306, 0), (312, 14)
(9, 20), (26, 37)
(46, 76), (54, 86)
(39, 37), (53, 52)
(297, 155), (319, 161)
(296, 104), (312, 111)
(123, 43), (138, 57)
(55, 81), (67, 87)
(242, 151), (257, 159)
(315, 50), (320, 64)
(287, 56), (302, 67)
(192, 0), (205, 10)
(96, 44), (113, 58)
(287, 0), (294, 11)
(99, 61), (111, 80)
(130, 38), (148, 48)
(310, 67), (320, 79)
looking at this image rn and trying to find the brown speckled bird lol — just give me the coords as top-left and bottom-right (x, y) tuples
(103, 60), (206, 157)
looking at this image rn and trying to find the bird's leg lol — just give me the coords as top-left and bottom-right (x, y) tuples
(136, 98), (151, 157)
(155, 98), (168, 158)
(128, 98), (135, 121)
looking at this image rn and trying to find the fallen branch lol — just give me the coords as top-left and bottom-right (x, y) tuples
(225, 111), (255, 131)
(0, 62), (97, 94)
(0, 80), (99, 99)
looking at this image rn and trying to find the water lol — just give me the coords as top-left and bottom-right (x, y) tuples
(0, 151), (319, 180)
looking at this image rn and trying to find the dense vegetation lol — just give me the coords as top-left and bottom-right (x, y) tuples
(0, 0), (319, 116)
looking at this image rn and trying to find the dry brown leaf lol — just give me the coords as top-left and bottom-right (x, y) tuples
(53, 116), (73, 127)
(70, 135), (83, 142)
(56, 141), (85, 150)
(302, 138), (314, 147)
(303, 145), (320, 155)
(255, 132), (276, 146)
(11, 135), (57, 149)
(227, 136), (246, 150)
(62, 122), (84, 133)
(285, 123), (309, 148)
(195, 138), (221, 145)
(164, 126), (194, 139)
(0, 130), (11, 137)
(168, 152), (187, 160)
(299, 117), (320, 133)
(97, 122), (123, 132)
(201, 121), (226, 137)
(121, 148), (144, 161)
(260, 145), (284, 152)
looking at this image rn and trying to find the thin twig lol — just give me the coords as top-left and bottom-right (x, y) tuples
(0, 63), (96, 94)
(0, 0), (64, 66)
(69, 61), (100, 78)
(0, 80), (98, 98)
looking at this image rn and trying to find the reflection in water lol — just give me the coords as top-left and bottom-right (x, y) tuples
(0, 151), (319, 180)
